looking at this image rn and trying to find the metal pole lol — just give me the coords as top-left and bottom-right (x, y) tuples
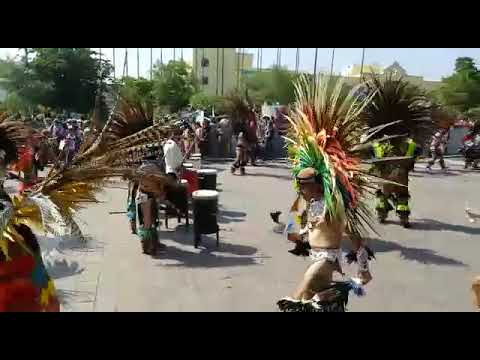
(360, 48), (366, 81)
(278, 48), (282, 67)
(241, 48), (245, 81)
(160, 48), (163, 65)
(257, 48), (260, 70)
(330, 48), (335, 76)
(150, 48), (153, 80)
(202, 48), (206, 89)
(313, 48), (318, 96)
(236, 48), (240, 88)
(295, 48), (300, 73)
(173, 48), (176, 61)
(113, 48), (116, 79)
(137, 48), (140, 78)
(181, 48), (184, 61)
(125, 48), (128, 77)
(221, 48), (225, 96)
(260, 48), (262, 70)
(216, 48), (220, 96)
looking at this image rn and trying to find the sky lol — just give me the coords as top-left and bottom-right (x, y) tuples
(2, 48), (480, 81)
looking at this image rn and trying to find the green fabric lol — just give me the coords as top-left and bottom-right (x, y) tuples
(137, 227), (157, 241)
(291, 140), (337, 219)
(405, 139), (416, 157)
(372, 142), (384, 158)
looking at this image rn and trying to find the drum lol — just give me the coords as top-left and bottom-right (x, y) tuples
(190, 153), (202, 169)
(192, 190), (219, 248)
(163, 183), (189, 228)
(197, 169), (217, 190)
(181, 167), (198, 196)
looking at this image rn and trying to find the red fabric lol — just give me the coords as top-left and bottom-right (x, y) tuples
(181, 169), (198, 196)
(0, 277), (40, 312)
(0, 256), (35, 278)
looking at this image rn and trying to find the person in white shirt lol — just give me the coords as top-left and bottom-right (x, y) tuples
(163, 133), (184, 181)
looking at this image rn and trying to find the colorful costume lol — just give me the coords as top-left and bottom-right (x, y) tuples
(1, 117), (59, 312)
(278, 75), (381, 312)
(360, 73), (434, 228)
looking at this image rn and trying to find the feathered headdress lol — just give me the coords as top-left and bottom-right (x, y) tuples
(285, 75), (385, 239)
(0, 119), (34, 165)
(361, 73), (433, 147)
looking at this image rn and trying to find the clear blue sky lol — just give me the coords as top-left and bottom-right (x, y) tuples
(2, 48), (480, 81)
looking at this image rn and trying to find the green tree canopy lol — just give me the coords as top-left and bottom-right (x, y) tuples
(244, 66), (299, 105)
(5, 48), (112, 114)
(434, 57), (480, 116)
(189, 92), (226, 114)
(152, 60), (197, 113)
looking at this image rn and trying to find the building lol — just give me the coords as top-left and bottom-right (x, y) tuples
(341, 61), (441, 91)
(192, 48), (253, 96)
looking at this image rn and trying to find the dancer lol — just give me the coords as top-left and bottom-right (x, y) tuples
(1, 118), (59, 312)
(360, 74), (434, 228)
(426, 127), (450, 171)
(230, 131), (248, 175)
(277, 75), (380, 312)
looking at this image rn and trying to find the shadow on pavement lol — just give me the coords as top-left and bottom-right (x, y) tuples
(410, 170), (462, 178)
(56, 289), (95, 306)
(46, 259), (85, 280)
(366, 237), (468, 267)
(244, 172), (293, 181)
(158, 226), (257, 256)
(410, 218), (480, 235)
(154, 245), (260, 268)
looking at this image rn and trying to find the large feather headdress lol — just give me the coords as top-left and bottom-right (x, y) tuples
(361, 73), (433, 146)
(1, 97), (175, 258)
(285, 75), (385, 239)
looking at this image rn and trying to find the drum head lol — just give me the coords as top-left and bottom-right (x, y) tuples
(180, 179), (188, 185)
(191, 153), (202, 158)
(197, 169), (217, 175)
(192, 190), (218, 199)
(183, 163), (194, 168)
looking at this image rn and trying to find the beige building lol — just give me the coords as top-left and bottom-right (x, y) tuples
(192, 48), (253, 96)
(341, 61), (441, 91)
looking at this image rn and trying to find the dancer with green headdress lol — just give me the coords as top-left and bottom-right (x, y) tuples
(278, 75), (383, 312)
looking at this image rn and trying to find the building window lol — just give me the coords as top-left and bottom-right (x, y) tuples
(202, 76), (209, 85)
(201, 58), (210, 67)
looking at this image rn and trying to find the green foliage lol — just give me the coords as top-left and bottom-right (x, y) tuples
(151, 60), (197, 113)
(3, 92), (34, 114)
(4, 48), (112, 114)
(434, 57), (480, 116)
(189, 92), (226, 113)
(245, 66), (299, 105)
(120, 76), (154, 102)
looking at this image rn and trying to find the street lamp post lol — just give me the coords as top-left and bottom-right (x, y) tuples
(330, 48), (335, 76)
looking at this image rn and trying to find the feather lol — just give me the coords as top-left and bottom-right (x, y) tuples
(285, 74), (392, 239)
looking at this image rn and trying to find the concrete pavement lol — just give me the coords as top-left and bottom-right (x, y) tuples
(30, 158), (480, 311)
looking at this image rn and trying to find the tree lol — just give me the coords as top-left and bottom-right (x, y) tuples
(434, 57), (480, 116)
(5, 48), (113, 114)
(189, 92), (226, 114)
(151, 60), (197, 113)
(244, 66), (299, 105)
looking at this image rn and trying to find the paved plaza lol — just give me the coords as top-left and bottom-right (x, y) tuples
(18, 157), (480, 312)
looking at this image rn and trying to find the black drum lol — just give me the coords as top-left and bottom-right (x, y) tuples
(190, 153), (202, 169)
(192, 190), (219, 248)
(163, 183), (189, 228)
(197, 169), (217, 190)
